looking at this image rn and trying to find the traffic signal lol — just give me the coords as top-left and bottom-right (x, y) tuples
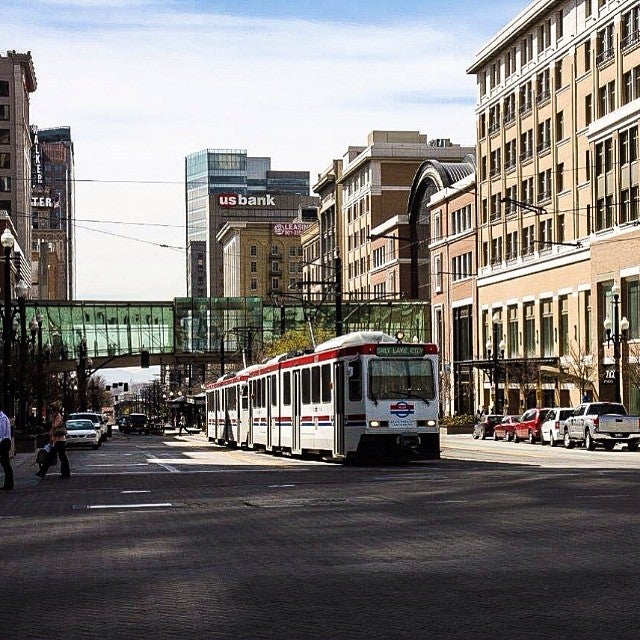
(141, 349), (150, 368)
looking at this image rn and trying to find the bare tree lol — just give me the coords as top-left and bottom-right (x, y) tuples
(508, 356), (540, 411)
(439, 362), (452, 416)
(625, 342), (640, 400)
(560, 341), (598, 401)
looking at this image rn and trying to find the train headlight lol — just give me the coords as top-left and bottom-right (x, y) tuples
(426, 420), (437, 427)
(369, 420), (381, 428)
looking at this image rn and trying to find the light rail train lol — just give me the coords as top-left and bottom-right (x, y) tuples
(205, 331), (440, 461)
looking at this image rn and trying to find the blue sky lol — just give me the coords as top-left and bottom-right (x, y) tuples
(1, 0), (531, 305)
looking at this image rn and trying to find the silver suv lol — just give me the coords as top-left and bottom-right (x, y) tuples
(68, 412), (108, 442)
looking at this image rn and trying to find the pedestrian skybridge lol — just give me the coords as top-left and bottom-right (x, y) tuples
(23, 297), (429, 372)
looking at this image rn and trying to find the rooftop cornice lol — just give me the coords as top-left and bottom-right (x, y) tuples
(467, 0), (562, 74)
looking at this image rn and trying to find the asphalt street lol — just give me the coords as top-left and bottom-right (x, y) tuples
(2, 430), (640, 639)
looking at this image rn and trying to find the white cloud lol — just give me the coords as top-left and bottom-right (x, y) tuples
(6, 6), (480, 300)
(37, 0), (154, 6)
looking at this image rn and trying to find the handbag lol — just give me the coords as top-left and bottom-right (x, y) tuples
(36, 443), (58, 466)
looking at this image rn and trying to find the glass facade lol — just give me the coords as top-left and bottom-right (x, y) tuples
(18, 298), (426, 367)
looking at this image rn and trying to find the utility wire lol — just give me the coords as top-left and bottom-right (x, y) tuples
(75, 223), (184, 251)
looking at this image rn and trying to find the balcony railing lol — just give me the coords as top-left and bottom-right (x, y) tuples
(596, 48), (614, 67)
(622, 30), (640, 51)
(520, 150), (533, 162)
(519, 102), (532, 116)
(536, 90), (551, 105)
(537, 141), (551, 154)
(503, 111), (516, 126)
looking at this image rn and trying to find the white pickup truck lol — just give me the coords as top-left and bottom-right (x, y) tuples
(563, 402), (640, 451)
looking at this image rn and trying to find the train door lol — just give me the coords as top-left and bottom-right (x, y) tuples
(266, 375), (273, 451)
(333, 361), (345, 456)
(248, 380), (254, 448)
(239, 383), (249, 447)
(214, 390), (221, 441)
(292, 369), (302, 454)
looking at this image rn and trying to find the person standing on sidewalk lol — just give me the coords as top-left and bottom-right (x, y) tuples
(36, 409), (70, 479)
(0, 408), (13, 490)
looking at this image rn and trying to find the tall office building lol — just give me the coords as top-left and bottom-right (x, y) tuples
(31, 126), (75, 300)
(185, 149), (310, 297)
(0, 50), (37, 289)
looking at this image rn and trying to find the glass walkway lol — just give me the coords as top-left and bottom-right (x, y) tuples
(22, 297), (430, 370)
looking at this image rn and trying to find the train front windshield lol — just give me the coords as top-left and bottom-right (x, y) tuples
(368, 359), (436, 402)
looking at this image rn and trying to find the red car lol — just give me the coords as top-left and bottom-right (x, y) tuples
(513, 407), (552, 443)
(493, 415), (520, 441)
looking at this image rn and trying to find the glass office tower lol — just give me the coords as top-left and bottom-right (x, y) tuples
(185, 149), (309, 297)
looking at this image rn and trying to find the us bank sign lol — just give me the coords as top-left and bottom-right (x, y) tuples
(218, 193), (276, 208)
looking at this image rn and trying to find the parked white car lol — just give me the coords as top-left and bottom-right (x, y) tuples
(65, 419), (101, 449)
(540, 407), (574, 446)
(68, 412), (108, 442)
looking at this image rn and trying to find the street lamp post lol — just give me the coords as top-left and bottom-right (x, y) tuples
(604, 283), (629, 404)
(1, 228), (14, 414)
(76, 338), (93, 411)
(14, 278), (28, 432)
(486, 312), (506, 414)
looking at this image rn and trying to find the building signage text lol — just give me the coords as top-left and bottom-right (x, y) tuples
(273, 223), (309, 236)
(31, 196), (53, 208)
(218, 193), (276, 208)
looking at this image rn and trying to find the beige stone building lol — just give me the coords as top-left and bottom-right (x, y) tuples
(0, 50), (36, 289)
(306, 160), (343, 302)
(337, 131), (474, 300)
(468, 0), (640, 412)
(216, 220), (307, 303)
(428, 174), (477, 415)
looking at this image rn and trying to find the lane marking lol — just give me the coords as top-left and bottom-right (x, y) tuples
(86, 463), (150, 468)
(120, 490), (151, 494)
(84, 503), (173, 510)
(576, 494), (631, 498)
(269, 484), (296, 488)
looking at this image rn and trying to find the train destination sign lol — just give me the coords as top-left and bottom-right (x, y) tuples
(376, 345), (425, 358)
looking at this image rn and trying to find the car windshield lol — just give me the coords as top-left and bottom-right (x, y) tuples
(66, 420), (96, 431)
(70, 413), (100, 423)
(558, 409), (573, 420)
(368, 359), (435, 402)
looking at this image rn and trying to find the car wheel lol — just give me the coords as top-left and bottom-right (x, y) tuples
(585, 431), (596, 451)
(505, 431), (512, 442)
(628, 441), (639, 452)
(493, 430), (499, 441)
(564, 430), (574, 449)
(481, 428), (487, 440)
(549, 433), (557, 447)
(93, 443), (100, 450)
(513, 431), (519, 443)
(528, 430), (535, 444)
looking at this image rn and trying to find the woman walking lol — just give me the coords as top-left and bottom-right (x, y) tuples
(36, 408), (70, 479)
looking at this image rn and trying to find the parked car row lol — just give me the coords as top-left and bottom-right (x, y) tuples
(472, 402), (640, 451)
(65, 412), (110, 449)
